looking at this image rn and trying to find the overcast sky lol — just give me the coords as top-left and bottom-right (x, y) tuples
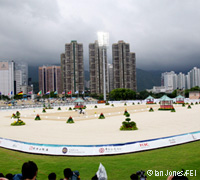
(0, 0), (200, 72)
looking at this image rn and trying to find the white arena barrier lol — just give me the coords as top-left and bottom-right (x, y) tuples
(0, 131), (199, 156)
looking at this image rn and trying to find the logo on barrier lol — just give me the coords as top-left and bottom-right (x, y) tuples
(169, 138), (176, 144)
(139, 143), (149, 148)
(62, 147), (68, 154)
(99, 148), (105, 153)
(99, 147), (122, 153)
(29, 146), (48, 152)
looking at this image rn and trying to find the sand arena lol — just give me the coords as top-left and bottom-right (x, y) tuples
(0, 103), (199, 145)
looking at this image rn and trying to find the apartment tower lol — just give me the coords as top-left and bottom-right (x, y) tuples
(61, 41), (84, 94)
(89, 40), (108, 95)
(39, 66), (62, 94)
(112, 41), (137, 91)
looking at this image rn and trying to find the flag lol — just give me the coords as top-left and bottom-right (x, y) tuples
(46, 91), (50, 95)
(67, 90), (72, 95)
(11, 91), (13, 95)
(96, 163), (107, 180)
(62, 91), (65, 95)
(18, 91), (23, 95)
(37, 91), (42, 95)
(82, 91), (84, 94)
(28, 91), (32, 95)
(54, 91), (57, 95)
(0, 92), (1, 95)
(75, 90), (79, 94)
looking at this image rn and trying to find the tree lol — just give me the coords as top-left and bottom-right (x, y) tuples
(109, 88), (136, 100)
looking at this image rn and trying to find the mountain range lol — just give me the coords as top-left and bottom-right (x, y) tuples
(28, 66), (161, 92)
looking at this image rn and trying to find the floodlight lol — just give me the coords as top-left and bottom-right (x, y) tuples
(97, 32), (109, 47)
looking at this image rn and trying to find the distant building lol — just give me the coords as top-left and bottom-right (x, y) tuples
(89, 40), (108, 95)
(0, 61), (29, 96)
(14, 62), (28, 94)
(61, 41), (84, 94)
(39, 65), (62, 94)
(112, 40), (136, 91)
(0, 61), (15, 97)
(161, 67), (200, 91)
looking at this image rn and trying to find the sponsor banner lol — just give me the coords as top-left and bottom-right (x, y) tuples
(0, 131), (199, 156)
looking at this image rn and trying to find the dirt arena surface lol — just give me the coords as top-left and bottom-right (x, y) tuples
(0, 103), (199, 145)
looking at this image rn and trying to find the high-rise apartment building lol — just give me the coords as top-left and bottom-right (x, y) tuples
(0, 61), (15, 96)
(15, 62), (28, 94)
(89, 41), (108, 94)
(161, 67), (200, 92)
(61, 41), (84, 94)
(39, 66), (62, 94)
(112, 41), (136, 91)
(0, 61), (29, 96)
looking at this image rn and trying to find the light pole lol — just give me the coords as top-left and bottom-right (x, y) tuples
(97, 32), (109, 101)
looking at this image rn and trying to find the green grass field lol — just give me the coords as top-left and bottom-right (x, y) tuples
(0, 141), (199, 180)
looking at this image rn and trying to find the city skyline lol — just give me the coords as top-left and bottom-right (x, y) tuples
(0, 0), (200, 72)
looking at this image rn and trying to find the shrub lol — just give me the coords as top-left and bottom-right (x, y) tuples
(35, 114), (41, 120)
(171, 108), (176, 112)
(195, 102), (198, 105)
(67, 116), (74, 123)
(98, 113), (105, 119)
(105, 102), (110, 105)
(191, 102), (194, 105)
(11, 111), (25, 126)
(111, 104), (114, 107)
(58, 107), (61, 110)
(124, 109), (129, 116)
(149, 107), (154, 112)
(182, 103), (185, 107)
(94, 105), (98, 108)
(42, 108), (46, 113)
(188, 105), (191, 109)
(124, 103), (127, 106)
(68, 107), (72, 110)
(132, 102), (135, 105)
(120, 117), (138, 131)
(138, 102), (140, 105)
(125, 113), (130, 117)
(11, 120), (25, 126)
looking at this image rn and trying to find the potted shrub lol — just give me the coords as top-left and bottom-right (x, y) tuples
(11, 111), (25, 126)
(98, 113), (105, 119)
(67, 116), (74, 123)
(188, 105), (191, 109)
(58, 107), (61, 110)
(68, 107), (72, 111)
(149, 107), (154, 112)
(94, 105), (98, 108)
(171, 108), (176, 112)
(111, 104), (114, 107)
(42, 108), (46, 113)
(124, 103), (127, 106)
(35, 114), (41, 120)
(120, 117), (138, 130)
(124, 109), (129, 116)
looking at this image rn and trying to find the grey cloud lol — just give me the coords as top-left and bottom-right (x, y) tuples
(0, 0), (200, 72)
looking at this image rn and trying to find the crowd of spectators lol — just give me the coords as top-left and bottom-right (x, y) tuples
(0, 161), (189, 180)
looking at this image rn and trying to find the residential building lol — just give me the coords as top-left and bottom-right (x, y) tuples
(61, 41), (84, 94)
(39, 65), (62, 94)
(0, 61), (15, 97)
(89, 40), (108, 94)
(14, 62), (28, 94)
(112, 40), (136, 91)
